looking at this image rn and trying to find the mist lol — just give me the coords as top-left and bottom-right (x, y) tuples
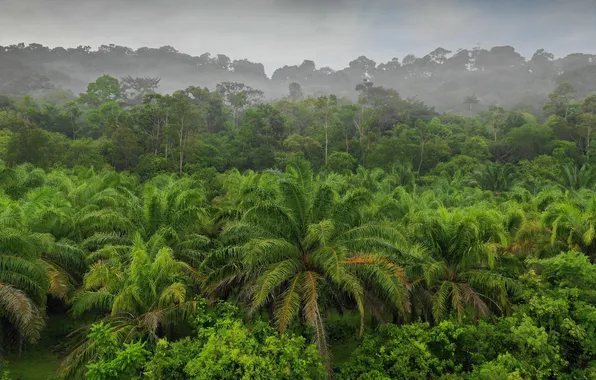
(1, 0), (595, 74)
(1, 0), (595, 112)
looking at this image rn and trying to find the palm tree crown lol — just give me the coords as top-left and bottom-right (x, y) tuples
(203, 159), (410, 364)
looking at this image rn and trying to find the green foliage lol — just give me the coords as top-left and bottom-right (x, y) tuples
(340, 316), (567, 379)
(79, 76), (121, 107)
(182, 320), (325, 380)
(84, 322), (149, 380)
(3, 75), (596, 379)
(340, 250), (596, 379)
(338, 321), (463, 379)
(84, 302), (325, 380)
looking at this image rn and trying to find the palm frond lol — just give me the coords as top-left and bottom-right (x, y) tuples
(276, 272), (303, 332)
(251, 259), (300, 312)
(301, 271), (329, 367)
(0, 283), (44, 341)
(71, 291), (116, 317)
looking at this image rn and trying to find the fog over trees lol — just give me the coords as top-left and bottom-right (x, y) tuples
(1, 42), (595, 112)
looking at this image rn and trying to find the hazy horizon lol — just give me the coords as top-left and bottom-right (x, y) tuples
(1, 0), (595, 75)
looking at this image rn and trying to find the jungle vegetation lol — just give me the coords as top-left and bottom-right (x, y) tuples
(1, 75), (596, 379)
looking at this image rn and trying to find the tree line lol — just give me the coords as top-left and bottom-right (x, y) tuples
(1, 42), (595, 111)
(1, 74), (595, 180)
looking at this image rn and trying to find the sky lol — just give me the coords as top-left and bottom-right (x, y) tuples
(1, 0), (595, 75)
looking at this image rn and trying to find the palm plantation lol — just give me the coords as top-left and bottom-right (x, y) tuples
(2, 72), (596, 379)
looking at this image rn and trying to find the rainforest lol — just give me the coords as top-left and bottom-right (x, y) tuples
(1, 57), (596, 379)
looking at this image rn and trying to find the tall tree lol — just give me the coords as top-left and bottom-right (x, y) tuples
(288, 82), (304, 101)
(168, 91), (201, 175)
(315, 95), (338, 165)
(543, 82), (575, 118)
(481, 105), (508, 142)
(580, 94), (596, 160)
(215, 82), (264, 128)
(78, 75), (121, 107)
(120, 76), (161, 105)
(464, 95), (479, 111)
(132, 94), (170, 155)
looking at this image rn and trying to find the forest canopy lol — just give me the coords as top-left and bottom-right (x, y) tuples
(1, 56), (596, 379)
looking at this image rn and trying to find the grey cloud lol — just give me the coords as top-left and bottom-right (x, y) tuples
(0, 0), (595, 74)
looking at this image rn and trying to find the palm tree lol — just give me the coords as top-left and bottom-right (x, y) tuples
(0, 227), (48, 347)
(464, 95), (479, 111)
(474, 162), (516, 194)
(404, 207), (519, 322)
(541, 198), (596, 262)
(61, 233), (199, 377)
(203, 159), (410, 367)
(0, 189), (85, 351)
(557, 164), (596, 191)
(139, 174), (210, 267)
(0, 163), (46, 199)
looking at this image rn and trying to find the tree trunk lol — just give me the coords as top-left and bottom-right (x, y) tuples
(155, 122), (161, 155)
(179, 119), (184, 176)
(417, 141), (425, 174)
(17, 332), (23, 357)
(179, 150), (184, 176)
(354, 115), (366, 167)
(324, 115), (329, 165)
(587, 124), (592, 161)
(410, 306), (417, 323)
(392, 310), (404, 325)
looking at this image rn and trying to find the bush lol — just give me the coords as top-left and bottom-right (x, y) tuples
(84, 301), (326, 380)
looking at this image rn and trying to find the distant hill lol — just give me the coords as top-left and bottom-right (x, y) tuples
(1, 43), (595, 112)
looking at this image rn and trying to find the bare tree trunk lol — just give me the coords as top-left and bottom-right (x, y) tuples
(155, 122), (161, 155)
(324, 115), (329, 165)
(418, 141), (425, 174)
(18, 332), (23, 357)
(179, 118), (185, 176)
(587, 123), (592, 161)
(179, 150), (184, 176)
(354, 114), (366, 167)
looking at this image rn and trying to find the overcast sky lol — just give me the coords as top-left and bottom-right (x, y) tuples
(1, 0), (595, 75)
